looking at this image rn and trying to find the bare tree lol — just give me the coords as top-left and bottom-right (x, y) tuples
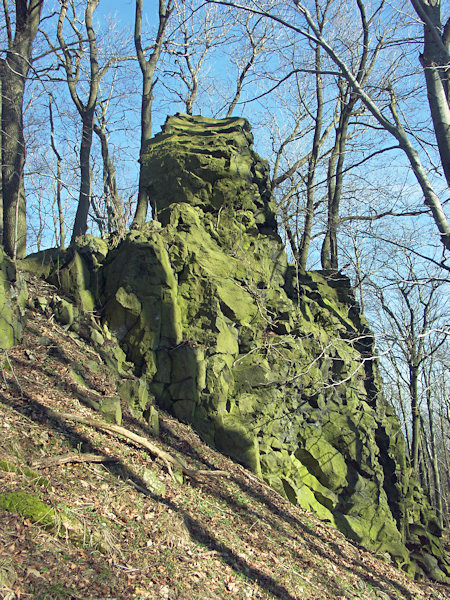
(92, 84), (124, 235)
(422, 358), (447, 527)
(53, 0), (101, 242)
(131, 0), (174, 227)
(224, 12), (269, 117)
(45, 0), (132, 242)
(319, 0), (387, 270)
(48, 93), (65, 248)
(410, 0), (450, 188)
(1, 0), (44, 258)
(271, 77), (332, 270)
(207, 0), (450, 251)
(292, 0), (450, 251)
(160, 0), (231, 116)
(372, 256), (448, 475)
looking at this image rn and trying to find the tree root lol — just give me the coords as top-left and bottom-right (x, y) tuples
(57, 411), (229, 481)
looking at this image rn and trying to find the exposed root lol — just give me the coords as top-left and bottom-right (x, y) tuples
(57, 411), (229, 481)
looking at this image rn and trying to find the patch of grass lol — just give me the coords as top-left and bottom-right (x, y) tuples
(37, 581), (81, 599)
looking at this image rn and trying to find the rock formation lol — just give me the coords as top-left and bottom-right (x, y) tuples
(23, 114), (449, 581)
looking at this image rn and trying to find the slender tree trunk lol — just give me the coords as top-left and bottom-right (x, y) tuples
(397, 381), (411, 453)
(410, 363), (421, 474)
(71, 111), (94, 241)
(419, 432), (431, 500)
(133, 75), (153, 226)
(94, 122), (122, 232)
(56, 0), (100, 244)
(298, 44), (323, 271)
(321, 141), (338, 269)
(0, 0), (43, 259)
(426, 385), (444, 527)
(440, 394), (450, 525)
(321, 80), (357, 270)
(132, 0), (173, 227)
(298, 189), (314, 270)
(49, 97), (64, 249)
(328, 114), (351, 269)
(56, 158), (64, 248)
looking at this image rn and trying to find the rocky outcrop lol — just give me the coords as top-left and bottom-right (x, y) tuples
(22, 114), (449, 582)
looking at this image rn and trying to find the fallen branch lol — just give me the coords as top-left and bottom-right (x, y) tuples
(32, 453), (118, 468)
(58, 412), (229, 481)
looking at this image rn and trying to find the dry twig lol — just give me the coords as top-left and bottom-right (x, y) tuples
(32, 453), (118, 468)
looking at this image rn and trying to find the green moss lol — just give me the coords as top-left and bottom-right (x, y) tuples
(0, 491), (57, 527)
(142, 468), (166, 496)
(54, 298), (75, 326)
(0, 491), (111, 553)
(118, 378), (149, 419)
(0, 248), (27, 348)
(0, 460), (48, 486)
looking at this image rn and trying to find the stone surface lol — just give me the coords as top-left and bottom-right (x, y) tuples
(142, 468), (166, 496)
(22, 113), (449, 582)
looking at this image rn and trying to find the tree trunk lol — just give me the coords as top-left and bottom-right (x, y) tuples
(132, 0), (173, 228)
(328, 114), (351, 270)
(412, 0), (450, 187)
(321, 141), (338, 269)
(426, 385), (444, 527)
(321, 80), (357, 270)
(1, 62), (27, 258)
(133, 75), (153, 226)
(410, 363), (421, 474)
(71, 111), (94, 241)
(49, 96), (64, 249)
(0, 0), (43, 259)
(94, 122), (122, 233)
(298, 44), (323, 271)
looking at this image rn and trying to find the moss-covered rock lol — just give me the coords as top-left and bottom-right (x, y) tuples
(0, 491), (111, 552)
(0, 460), (48, 487)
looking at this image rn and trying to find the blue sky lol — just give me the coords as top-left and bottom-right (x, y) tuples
(21, 0), (449, 275)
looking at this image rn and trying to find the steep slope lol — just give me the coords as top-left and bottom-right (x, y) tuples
(0, 272), (448, 599)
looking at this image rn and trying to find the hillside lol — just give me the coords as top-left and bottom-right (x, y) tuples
(0, 271), (448, 600)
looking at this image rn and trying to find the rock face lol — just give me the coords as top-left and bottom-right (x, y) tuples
(23, 114), (449, 581)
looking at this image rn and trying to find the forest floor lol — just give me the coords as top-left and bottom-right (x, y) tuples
(0, 274), (449, 600)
